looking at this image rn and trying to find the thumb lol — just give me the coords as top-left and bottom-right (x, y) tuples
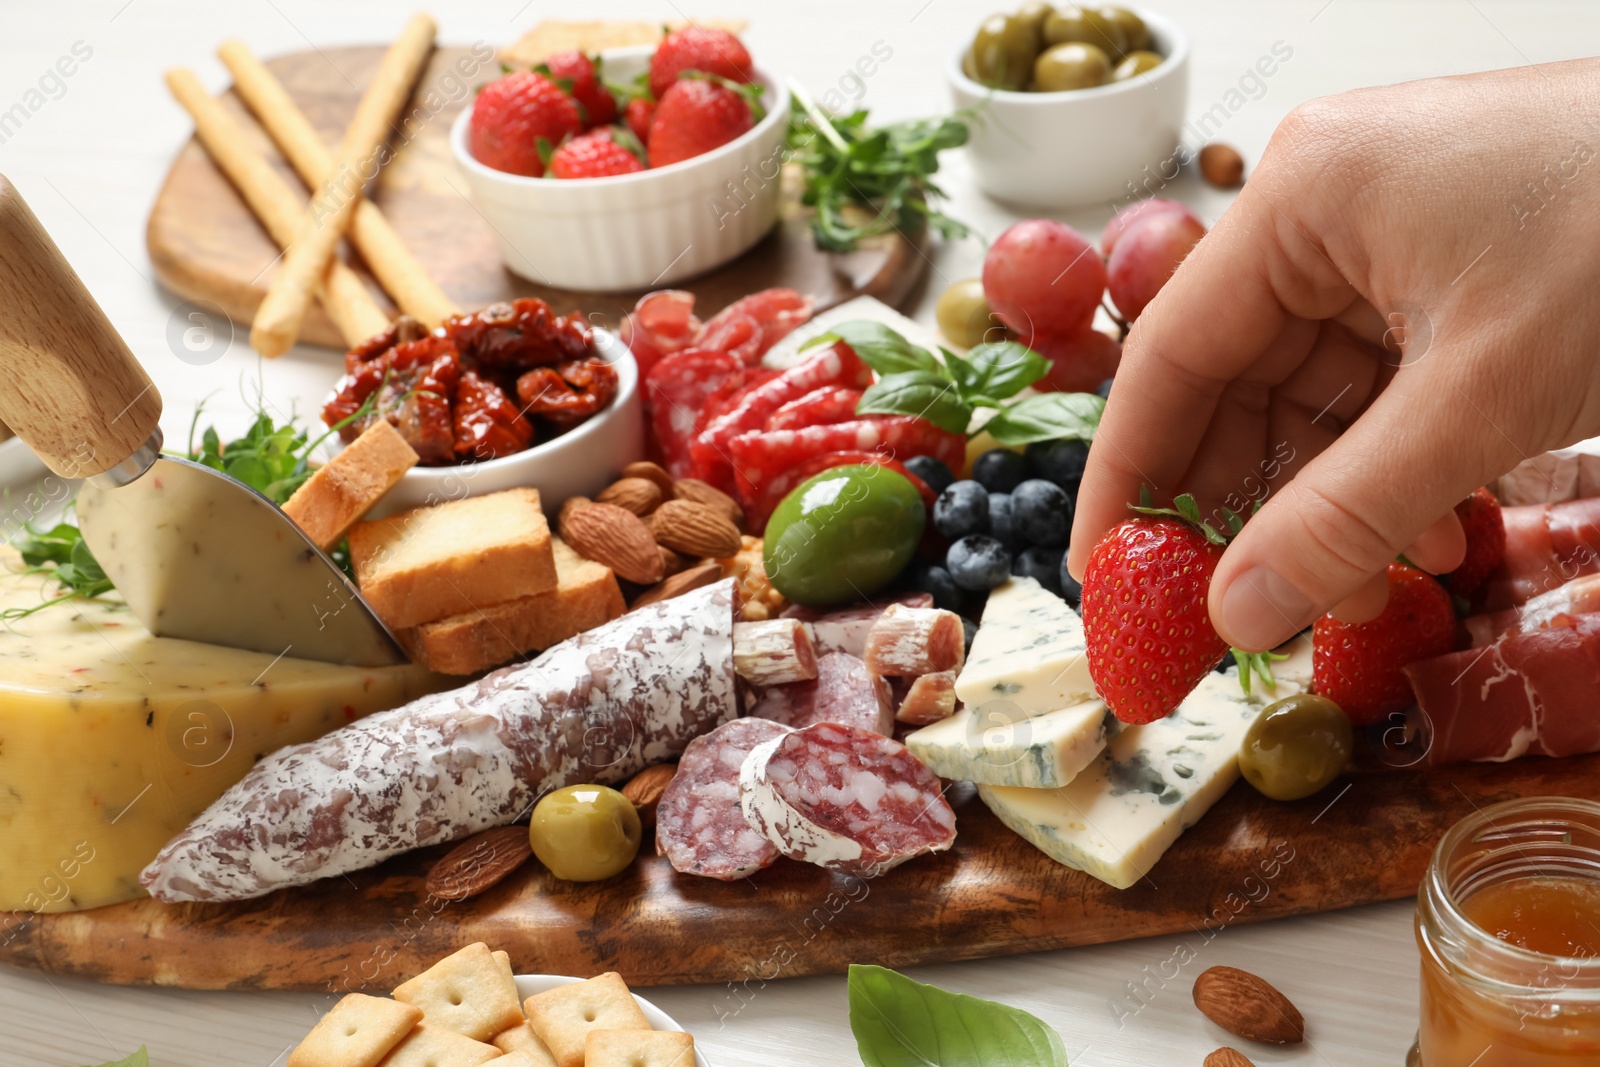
(1209, 377), (1508, 650)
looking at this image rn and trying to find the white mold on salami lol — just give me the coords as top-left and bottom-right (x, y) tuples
(657, 717), (792, 880)
(140, 581), (740, 903)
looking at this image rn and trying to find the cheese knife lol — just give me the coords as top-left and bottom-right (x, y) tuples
(0, 176), (406, 667)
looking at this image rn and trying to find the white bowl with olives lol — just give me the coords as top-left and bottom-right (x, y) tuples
(949, 4), (1190, 208)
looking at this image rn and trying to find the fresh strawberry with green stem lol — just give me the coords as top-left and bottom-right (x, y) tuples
(468, 70), (583, 177)
(648, 78), (756, 168)
(1313, 561), (1456, 725)
(547, 128), (645, 179)
(624, 96), (657, 146)
(1082, 492), (1280, 724)
(541, 50), (618, 128)
(1445, 487), (1505, 601)
(648, 25), (754, 100)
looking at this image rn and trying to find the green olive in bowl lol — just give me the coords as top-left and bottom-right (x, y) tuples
(1041, 5), (1126, 59)
(529, 784), (642, 882)
(1239, 694), (1354, 802)
(1112, 49), (1164, 80)
(972, 13), (1041, 90)
(1032, 43), (1111, 92)
(1098, 5), (1150, 52)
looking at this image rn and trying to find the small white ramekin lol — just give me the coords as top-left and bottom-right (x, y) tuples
(451, 45), (790, 291)
(948, 8), (1190, 209)
(368, 328), (644, 518)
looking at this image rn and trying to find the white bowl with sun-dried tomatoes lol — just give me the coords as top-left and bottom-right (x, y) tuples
(451, 45), (790, 292)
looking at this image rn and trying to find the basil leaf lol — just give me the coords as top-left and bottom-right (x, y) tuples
(949, 341), (1050, 401)
(856, 371), (971, 435)
(801, 320), (944, 378)
(984, 392), (1106, 446)
(81, 1048), (148, 1067)
(849, 965), (1068, 1067)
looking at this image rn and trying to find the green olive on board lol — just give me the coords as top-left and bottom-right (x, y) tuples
(1099, 5), (1151, 53)
(1041, 5), (1126, 60)
(529, 784), (642, 882)
(1238, 694), (1354, 802)
(971, 13), (1042, 89)
(1032, 42), (1112, 92)
(763, 465), (927, 607)
(937, 278), (1008, 349)
(1112, 49), (1164, 80)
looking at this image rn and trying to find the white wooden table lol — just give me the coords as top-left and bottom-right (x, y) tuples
(1, 1), (1595, 1063)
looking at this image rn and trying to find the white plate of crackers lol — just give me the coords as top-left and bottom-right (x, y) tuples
(286, 941), (711, 1067)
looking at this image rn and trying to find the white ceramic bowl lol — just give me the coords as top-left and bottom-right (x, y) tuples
(368, 327), (644, 518)
(513, 973), (713, 1067)
(451, 45), (790, 291)
(948, 8), (1190, 209)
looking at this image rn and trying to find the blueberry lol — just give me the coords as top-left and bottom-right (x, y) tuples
(1213, 653), (1233, 675)
(959, 615), (979, 653)
(905, 455), (956, 496)
(1012, 479), (1073, 547)
(1026, 439), (1091, 492)
(933, 480), (989, 539)
(946, 535), (1013, 592)
(1058, 566), (1083, 610)
(1095, 377), (1115, 400)
(1013, 544), (1065, 594)
(972, 449), (1030, 494)
(905, 561), (964, 614)
(988, 492), (1025, 552)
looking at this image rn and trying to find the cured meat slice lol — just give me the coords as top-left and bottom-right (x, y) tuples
(656, 717), (791, 880)
(1406, 611), (1600, 763)
(748, 652), (894, 735)
(894, 671), (959, 726)
(739, 721), (956, 877)
(1465, 573), (1600, 647)
(728, 417), (966, 509)
(733, 618), (818, 686)
(643, 349), (742, 476)
(701, 288), (813, 360)
(140, 581), (740, 903)
(766, 386), (865, 433)
(1480, 499), (1600, 609)
(863, 604), (966, 676)
(782, 594), (934, 658)
(621, 290), (700, 377)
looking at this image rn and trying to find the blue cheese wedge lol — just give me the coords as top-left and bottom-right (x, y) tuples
(906, 699), (1113, 789)
(978, 636), (1313, 890)
(955, 577), (1094, 715)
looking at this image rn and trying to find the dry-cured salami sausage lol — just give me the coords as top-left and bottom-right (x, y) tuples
(656, 717), (792, 881)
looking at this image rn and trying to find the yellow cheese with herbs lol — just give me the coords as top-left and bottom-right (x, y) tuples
(0, 549), (445, 916)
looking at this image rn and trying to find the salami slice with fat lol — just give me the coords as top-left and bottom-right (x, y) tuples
(656, 718), (792, 880)
(141, 581), (740, 903)
(748, 652), (893, 735)
(739, 722), (956, 877)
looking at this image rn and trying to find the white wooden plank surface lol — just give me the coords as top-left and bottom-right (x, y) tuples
(2, 1), (1597, 1063)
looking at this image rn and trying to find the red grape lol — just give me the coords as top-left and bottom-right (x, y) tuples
(1100, 198), (1199, 257)
(983, 219), (1106, 340)
(1030, 327), (1123, 393)
(1107, 210), (1207, 321)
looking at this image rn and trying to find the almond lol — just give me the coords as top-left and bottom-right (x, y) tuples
(659, 545), (687, 577)
(650, 499), (742, 559)
(673, 478), (745, 527)
(562, 501), (665, 585)
(631, 562), (724, 610)
(1204, 1050), (1256, 1067)
(622, 460), (676, 497)
(619, 763), (677, 828)
(1192, 967), (1305, 1045)
(1199, 143), (1245, 188)
(597, 477), (664, 516)
(558, 495), (592, 529)
(425, 825), (532, 901)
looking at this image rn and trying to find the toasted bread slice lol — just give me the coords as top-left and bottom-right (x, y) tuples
(349, 487), (557, 630)
(283, 421), (419, 550)
(404, 538), (624, 674)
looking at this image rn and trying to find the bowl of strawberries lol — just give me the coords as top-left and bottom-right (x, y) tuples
(452, 27), (789, 291)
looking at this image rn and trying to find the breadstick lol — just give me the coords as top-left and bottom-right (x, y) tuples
(163, 68), (389, 345)
(217, 39), (458, 328)
(249, 13), (436, 357)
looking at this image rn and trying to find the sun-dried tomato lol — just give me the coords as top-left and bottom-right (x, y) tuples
(515, 357), (620, 427)
(343, 315), (430, 372)
(442, 298), (593, 370)
(324, 336), (461, 464)
(454, 369), (534, 460)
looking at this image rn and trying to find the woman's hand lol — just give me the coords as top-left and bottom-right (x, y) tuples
(1068, 58), (1600, 650)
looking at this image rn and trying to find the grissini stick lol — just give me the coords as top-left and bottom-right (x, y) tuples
(249, 13), (436, 357)
(164, 68), (390, 345)
(217, 38), (458, 329)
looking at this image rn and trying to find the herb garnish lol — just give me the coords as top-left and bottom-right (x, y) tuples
(848, 964), (1068, 1067)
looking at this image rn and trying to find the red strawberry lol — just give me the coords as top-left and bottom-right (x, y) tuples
(542, 50), (617, 128)
(648, 79), (754, 168)
(469, 71), (582, 177)
(548, 129), (645, 179)
(1082, 495), (1234, 724)
(648, 26), (754, 100)
(1445, 487), (1505, 600)
(1313, 561), (1456, 725)
(624, 96), (657, 146)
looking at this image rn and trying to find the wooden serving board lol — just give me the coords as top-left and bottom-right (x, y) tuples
(146, 45), (928, 350)
(5, 755), (1597, 991)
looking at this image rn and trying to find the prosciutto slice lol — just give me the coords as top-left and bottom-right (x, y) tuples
(1465, 573), (1600, 647)
(1479, 498), (1600, 609)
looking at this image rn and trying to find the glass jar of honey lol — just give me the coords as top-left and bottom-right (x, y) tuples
(1416, 797), (1600, 1065)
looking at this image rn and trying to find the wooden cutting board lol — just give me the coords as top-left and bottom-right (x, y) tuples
(146, 45), (928, 351)
(4, 754), (1594, 991)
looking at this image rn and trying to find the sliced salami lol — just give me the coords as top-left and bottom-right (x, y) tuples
(141, 582), (740, 903)
(729, 416), (966, 508)
(748, 652), (894, 735)
(644, 349), (742, 476)
(739, 721), (956, 877)
(894, 671), (958, 726)
(783, 593), (934, 658)
(863, 604), (966, 676)
(656, 717), (792, 880)
(766, 386), (865, 433)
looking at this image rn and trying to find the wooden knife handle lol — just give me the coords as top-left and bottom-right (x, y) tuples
(0, 175), (163, 480)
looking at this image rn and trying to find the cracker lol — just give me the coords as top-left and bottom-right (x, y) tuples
(585, 1029), (696, 1067)
(523, 973), (651, 1067)
(378, 1025), (502, 1067)
(493, 1022), (558, 1067)
(393, 942), (525, 1041)
(288, 993), (421, 1067)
